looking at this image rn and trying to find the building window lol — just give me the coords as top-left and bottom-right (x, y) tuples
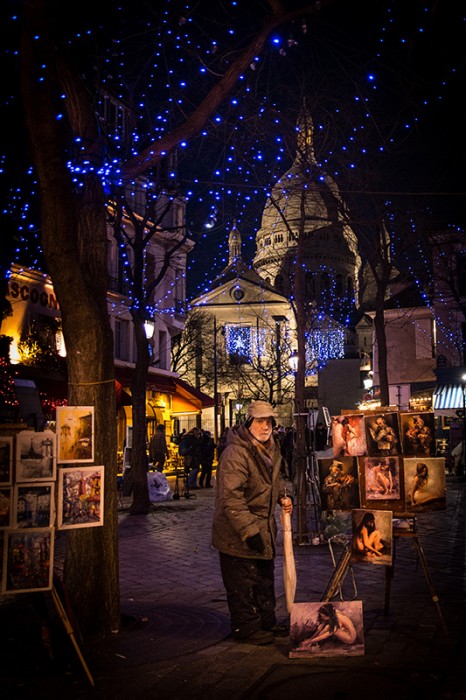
(225, 325), (252, 364)
(457, 254), (466, 296)
(158, 330), (169, 370)
(115, 319), (130, 361)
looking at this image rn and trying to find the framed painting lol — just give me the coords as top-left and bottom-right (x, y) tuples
(13, 483), (55, 529)
(318, 457), (360, 511)
(0, 487), (13, 529)
(15, 430), (56, 483)
(0, 436), (13, 485)
(403, 457), (446, 512)
(364, 412), (401, 457)
(3, 528), (54, 594)
(57, 465), (104, 529)
(331, 414), (367, 457)
(358, 456), (404, 512)
(400, 412), (436, 457)
(351, 508), (393, 566)
(56, 406), (94, 463)
(289, 601), (364, 658)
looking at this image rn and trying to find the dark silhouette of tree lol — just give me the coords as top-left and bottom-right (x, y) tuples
(14, 0), (330, 635)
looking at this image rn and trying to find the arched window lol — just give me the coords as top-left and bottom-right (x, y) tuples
(335, 274), (343, 295)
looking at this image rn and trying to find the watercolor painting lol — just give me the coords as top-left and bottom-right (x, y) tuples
(15, 430), (56, 483)
(56, 406), (94, 463)
(57, 465), (104, 529)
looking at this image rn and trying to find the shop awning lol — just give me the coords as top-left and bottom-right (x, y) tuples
(174, 378), (215, 410)
(433, 385), (465, 410)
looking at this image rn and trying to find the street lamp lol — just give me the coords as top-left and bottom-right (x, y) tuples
(144, 319), (155, 339)
(289, 350), (299, 375)
(288, 349), (310, 545)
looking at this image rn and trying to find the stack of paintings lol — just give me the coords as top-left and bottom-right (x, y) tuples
(1, 405), (104, 595)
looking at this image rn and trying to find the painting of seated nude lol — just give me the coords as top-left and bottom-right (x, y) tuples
(403, 458), (446, 512)
(289, 601), (364, 658)
(351, 508), (393, 566)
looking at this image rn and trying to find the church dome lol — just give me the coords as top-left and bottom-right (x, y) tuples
(252, 109), (361, 317)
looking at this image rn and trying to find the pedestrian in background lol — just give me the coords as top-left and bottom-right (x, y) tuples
(149, 424), (169, 473)
(212, 400), (293, 645)
(180, 427), (202, 489)
(199, 430), (215, 488)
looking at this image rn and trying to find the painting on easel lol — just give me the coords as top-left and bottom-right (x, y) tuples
(289, 601), (364, 658)
(318, 457), (360, 511)
(403, 458), (446, 511)
(3, 528), (54, 594)
(400, 412), (436, 457)
(331, 414), (367, 457)
(351, 508), (393, 566)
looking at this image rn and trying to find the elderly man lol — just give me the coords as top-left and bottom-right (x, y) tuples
(212, 400), (293, 645)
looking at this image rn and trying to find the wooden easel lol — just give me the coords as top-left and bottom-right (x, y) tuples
(321, 519), (449, 639)
(50, 583), (95, 687)
(384, 517), (449, 638)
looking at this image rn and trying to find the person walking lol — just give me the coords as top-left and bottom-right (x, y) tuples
(212, 400), (293, 645)
(180, 427), (202, 489)
(149, 424), (169, 473)
(199, 430), (215, 488)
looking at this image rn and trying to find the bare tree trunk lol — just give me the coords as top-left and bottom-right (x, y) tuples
(129, 320), (151, 515)
(21, 1), (120, 635)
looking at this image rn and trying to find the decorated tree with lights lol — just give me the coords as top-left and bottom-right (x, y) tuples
(9, 0), (333, 634)
(3, 0), (463, 636)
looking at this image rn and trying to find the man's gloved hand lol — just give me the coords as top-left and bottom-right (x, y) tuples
(246, 533), (265, 554)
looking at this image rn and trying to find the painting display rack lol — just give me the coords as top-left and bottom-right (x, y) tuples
(321, 518), (449, 639)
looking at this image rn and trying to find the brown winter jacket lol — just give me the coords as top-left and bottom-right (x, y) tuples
(211, 424), (288, 560)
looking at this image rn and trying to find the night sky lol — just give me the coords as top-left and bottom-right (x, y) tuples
(1, 1), (464, 301)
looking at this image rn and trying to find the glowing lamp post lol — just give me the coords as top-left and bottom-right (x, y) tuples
(289, 349), (309, 544)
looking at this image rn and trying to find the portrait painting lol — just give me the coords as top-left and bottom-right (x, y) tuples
(351, 508), (393, 566)
(400, 412), (436, 457)
(289, 601), (364, 658)
(57, 465), (104, 529)
(15, 430), (56, 483)
(0, 487), (12, 529)
(364, 412), (401, 457)
(14, 483), (55, 529)
(0, 437), (13, 485)
(331, 414), (367, 458)
(403, 457), (446, 512)
(318, 457), (360, 511)
(56, 406), (94, 463)
(3, 528), (54, 594)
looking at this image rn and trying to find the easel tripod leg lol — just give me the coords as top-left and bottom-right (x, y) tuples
(413, 538), (449, 639)
(51, 586), (95, 687)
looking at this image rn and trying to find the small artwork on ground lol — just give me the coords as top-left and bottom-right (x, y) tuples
(351, 508), (393, 566)
(289, 601), (364, 658)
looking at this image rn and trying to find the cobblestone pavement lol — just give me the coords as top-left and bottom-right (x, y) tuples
(2, 475), (465, 700)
